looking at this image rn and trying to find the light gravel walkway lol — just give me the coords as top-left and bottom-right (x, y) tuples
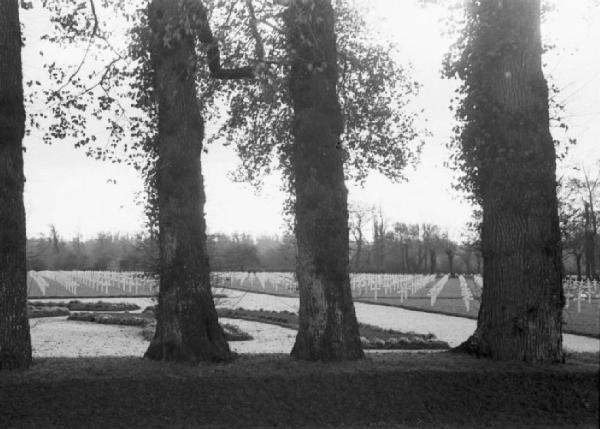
(216, 289), (600, 353)
(30, 316), (296, 358)
(29, 289), (599, 355)
(30, 317), (148, 357)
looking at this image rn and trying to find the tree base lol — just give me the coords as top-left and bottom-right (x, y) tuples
(0, 349), (31, 372)
(291, 333), (364, 362)
(450, 334), (485, 357)
(451, 333), (565, 364)
(144, 337), (233, 364)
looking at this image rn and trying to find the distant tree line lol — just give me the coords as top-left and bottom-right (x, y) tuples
(26, 219), (484, 275)
(27, 194), (595, 277)
(560, 163), (600, 280)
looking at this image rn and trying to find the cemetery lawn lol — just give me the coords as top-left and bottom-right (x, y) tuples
(0, 353), (597, 428)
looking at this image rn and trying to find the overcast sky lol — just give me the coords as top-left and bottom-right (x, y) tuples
(20, 0), (600, 241)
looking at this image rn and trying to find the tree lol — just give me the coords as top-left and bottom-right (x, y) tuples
(446, 0), (564, 362)
(33, 0), (421, 362)
(560, 180), (588, 279)
(565, 165), (599, 279)
(35, 0), (257, 363)
(285, 0), (363, 361)
(0, 0), (32, 371)
(202, 0), (424, 189)
(371, 208), (387, 273)
(462, 209), (483, 274)
(459, 245), (473, 273)
(348, 202), (371, 272)
(442, 233), (456, 277)
(143, 0), (254, 363)
(422, 223), (440, 274)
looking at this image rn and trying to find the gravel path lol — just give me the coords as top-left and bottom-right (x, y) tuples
(29, 289), (599, 355)
(31, 317), (148, 357)
(30, 316), (297, 357)
(216, 289), (600, 353)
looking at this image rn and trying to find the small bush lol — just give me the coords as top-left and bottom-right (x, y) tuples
(29, 300), (140, 312)
(67, 301), (140, 312)
(68, 312), (151, 327)
(140, 322), (252, 342)
(28, 306), (70, 318)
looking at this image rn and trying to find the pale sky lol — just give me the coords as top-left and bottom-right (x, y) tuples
(20, 0), (600, 240)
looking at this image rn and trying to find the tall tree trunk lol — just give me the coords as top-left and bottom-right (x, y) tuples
(144, 0), (230, 363)
(286, 0), (363, 361)
(575, 253), (582, 281)
(457, 0), (564, 362)
(0, 0), (32, 371)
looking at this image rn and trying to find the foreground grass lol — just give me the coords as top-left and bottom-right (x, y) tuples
(1, 353), (597, 428)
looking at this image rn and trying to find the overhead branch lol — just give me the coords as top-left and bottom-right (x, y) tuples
(246, 0), (265, 64)
(54, 0), (99, 94)
(194, 1), (254, 80)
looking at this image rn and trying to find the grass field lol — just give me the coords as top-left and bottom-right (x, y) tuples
(1, 353), (597, 428)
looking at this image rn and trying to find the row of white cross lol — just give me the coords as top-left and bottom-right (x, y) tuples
(465, 275), (600, 312)
(211, 271), (440, 301)
(563, 278), (600, 312)
(211, 271), (298, 293)
(27, 271), (49, 296)
(27, 271), (600, 315)
(350, 273), (436, 300)
(28, 271), (156, 296)
(426, 275), (450, 307)
(458, 275), (473, 312)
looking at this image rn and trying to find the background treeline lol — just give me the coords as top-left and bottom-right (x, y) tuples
(25, 214), (597, 277)
(26, 219), (480, 274)
(559, 165), (600, 280)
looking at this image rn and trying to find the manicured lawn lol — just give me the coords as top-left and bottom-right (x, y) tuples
(1, 353), (597, 428)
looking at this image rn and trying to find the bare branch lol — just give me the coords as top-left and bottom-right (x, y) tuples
(246, 0), (265, 63)
(195, 1), (254, 80)
(55, 0), (99, 94)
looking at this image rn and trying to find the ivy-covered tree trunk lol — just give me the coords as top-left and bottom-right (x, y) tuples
(456, 0), (564, 362)
(144, 0), (231, 363)
(286, 0), (363, 361)
(0, 0), (32, 371)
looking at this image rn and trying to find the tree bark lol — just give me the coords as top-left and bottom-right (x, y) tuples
(457, 0), (564, 362)
(0, 0), (32, 371)
(144, 0), (230, 363)
(286, 0), (363, 361)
